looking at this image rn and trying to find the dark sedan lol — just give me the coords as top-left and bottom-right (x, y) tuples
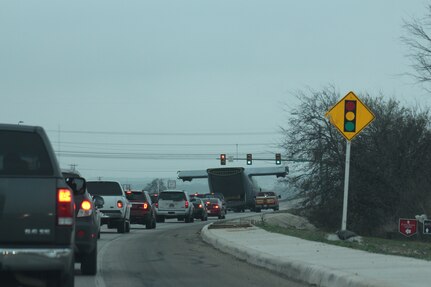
(191, 198), (208, 221)
(126, 190), (157, 229)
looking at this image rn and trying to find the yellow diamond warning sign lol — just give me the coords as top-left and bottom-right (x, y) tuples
(325, 91), (375, 141)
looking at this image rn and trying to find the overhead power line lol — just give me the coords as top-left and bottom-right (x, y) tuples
(56, 150), (273, 160)
(47, 129), (280, 136)
(51, 141), (276, 147)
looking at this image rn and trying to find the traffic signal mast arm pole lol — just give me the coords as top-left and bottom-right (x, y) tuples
(342, 140), (351, 231)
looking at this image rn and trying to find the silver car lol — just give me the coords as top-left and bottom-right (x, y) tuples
(156, 190), (194, 223)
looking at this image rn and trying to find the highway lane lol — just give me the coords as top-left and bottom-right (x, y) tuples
(75, 212), (306, 287)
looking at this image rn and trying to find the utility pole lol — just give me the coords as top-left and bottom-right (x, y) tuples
(69, 164), (77, 171)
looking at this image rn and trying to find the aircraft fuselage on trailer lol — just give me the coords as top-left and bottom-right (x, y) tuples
(177, 166), (288, 212)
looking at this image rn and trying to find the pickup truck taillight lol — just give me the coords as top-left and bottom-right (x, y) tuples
(185, 201), (189, 208)
(143, 202), (149, 210)
(117, 200), (123, 208)
(57, 188), (74, 226)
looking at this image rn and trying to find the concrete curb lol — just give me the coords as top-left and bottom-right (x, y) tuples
(201, 224), (393, 287)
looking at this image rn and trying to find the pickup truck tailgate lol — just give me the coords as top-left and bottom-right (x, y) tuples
(0, 178), (57, 243)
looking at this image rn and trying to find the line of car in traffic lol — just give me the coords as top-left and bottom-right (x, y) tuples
(0, 123), (231, 286)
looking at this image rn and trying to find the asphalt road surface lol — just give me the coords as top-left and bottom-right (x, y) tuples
(75, 213), (307, 287)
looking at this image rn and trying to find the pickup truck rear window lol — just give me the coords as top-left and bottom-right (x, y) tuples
(159, 192), (186, 201)
(0, 131), (53, 176)
(87, 182), (123, 196)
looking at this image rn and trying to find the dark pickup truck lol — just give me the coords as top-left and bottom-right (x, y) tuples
(0, 124), (75, 286)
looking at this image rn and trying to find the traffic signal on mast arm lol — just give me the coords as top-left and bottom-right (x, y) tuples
(220, 154), (226, 165)
(275, 153), (281, 165)
(344, 100), (357, 132)
(246, 154), (252, 165)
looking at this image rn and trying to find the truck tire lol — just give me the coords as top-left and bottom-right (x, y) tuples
(151, 217), (157, 229)
(81, 244), (97, 275)
(117, 220), (126, 233)
(185, 216), (190, 223)
(49, 262), (74, 287)
(125, 221), (131, 233)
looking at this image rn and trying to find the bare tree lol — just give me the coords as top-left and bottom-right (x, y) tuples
(403, 5), (431, 89)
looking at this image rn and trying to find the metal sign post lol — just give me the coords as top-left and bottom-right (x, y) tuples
(325, 91), (375, 231)
(341, 140), (351, 230)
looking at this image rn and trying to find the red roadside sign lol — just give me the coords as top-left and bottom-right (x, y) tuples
(399, 218), (418, 237)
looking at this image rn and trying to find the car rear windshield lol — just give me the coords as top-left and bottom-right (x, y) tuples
(87, 182), (123, 196)
(159, 192), (186, 201)
(0, 130), (53, 176)
(127, 191), (147, 201)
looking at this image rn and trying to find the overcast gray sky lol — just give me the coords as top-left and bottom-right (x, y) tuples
(0, 0), (429, 182)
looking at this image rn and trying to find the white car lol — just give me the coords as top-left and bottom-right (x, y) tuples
(156, 190), (194, 223)
(86, 180), (131, 233)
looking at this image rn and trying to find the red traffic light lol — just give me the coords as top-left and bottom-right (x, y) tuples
(220, 154), (226, 165)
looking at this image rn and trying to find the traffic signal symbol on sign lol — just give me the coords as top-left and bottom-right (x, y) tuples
(246, 154), (252, 165)
(220, 154), (226, 165)
(275, 153), (281, 165)
(344, 100), (356, 132)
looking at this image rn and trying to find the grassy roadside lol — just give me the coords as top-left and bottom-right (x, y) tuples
(255, 223), (431, 261)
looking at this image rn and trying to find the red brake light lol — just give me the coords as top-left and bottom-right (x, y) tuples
(185, 201), (189, 208)
(58, 189), (72, 203)
(57, 188), (74, 226)
(155, 202), (158, 208)
(198, 204), (203, 208)
(81, 200), (92, 211)
(143, 202), (149, 210)
(117, 200), (123, 208)
(214, 205), (220, 209)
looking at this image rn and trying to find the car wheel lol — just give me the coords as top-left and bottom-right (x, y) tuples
(185, 216), (190, 223)
(97, 230), (101, 239)
(117, 220), (126, 233)
(81, 244), (97, 275)
(152, 217), (157, 229)
(190, 216), (194, 223)
(146, 219), (152, 229)
(125, 221), (131, 233)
